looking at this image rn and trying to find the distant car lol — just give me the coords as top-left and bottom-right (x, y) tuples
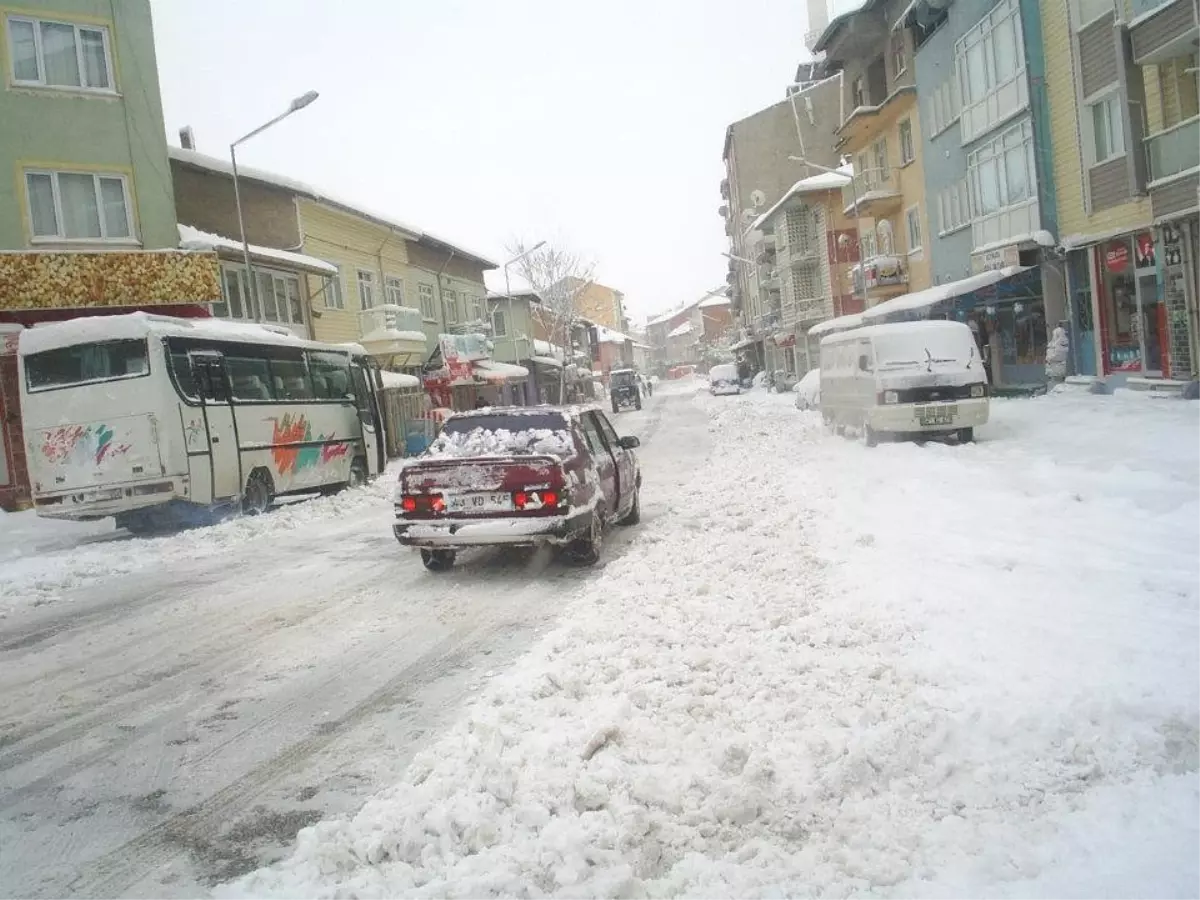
(708, 363), (741, 396)
(609, 368), (642, 413)
(772, 370), (799, 393)
(393, 406), (642, 570)
(793, 368), (820, 410)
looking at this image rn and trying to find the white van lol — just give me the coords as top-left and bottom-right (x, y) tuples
(708, 363), (741, 396)
(819, 320), (988, 445)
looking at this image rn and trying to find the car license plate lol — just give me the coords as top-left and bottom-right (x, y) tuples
(916, 404), (957, 426)
(445, 491), (512, 513)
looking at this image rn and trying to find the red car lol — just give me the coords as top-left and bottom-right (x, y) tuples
(393, 405), (642, 571)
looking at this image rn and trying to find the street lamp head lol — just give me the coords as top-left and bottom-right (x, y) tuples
(289, 90), (319, 112)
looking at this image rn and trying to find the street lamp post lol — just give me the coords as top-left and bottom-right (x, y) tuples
(231, 90), (319, 316)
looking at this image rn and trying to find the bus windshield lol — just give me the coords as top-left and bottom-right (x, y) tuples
(24, 339), (149, 392)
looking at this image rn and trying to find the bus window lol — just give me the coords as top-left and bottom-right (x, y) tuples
(269, 356), (313, 400)
(25, 339), (148, 391)
(225, 355), (273, 401)
(169, 351), (198, 400)
(308, 351), (352, 400)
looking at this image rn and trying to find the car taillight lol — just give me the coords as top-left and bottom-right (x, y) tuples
(513, 489), (563, 510)
(399, 493), (444, 514)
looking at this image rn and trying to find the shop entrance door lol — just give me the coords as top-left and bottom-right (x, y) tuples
(1135, 270), (1163, 376)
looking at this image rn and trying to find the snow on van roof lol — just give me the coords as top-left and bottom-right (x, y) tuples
(19, 312), (363, 357)
(819, 318), (972, 345)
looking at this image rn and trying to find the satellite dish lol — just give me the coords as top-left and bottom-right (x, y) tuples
(750, 189), (767, 209)
(741, 209), (757, 223)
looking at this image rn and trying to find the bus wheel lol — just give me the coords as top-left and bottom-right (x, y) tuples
(243, 469), (274, 515)
(347, 457), (368, 489)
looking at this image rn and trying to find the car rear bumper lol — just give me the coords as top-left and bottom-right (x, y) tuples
(393, 508), (594, 549)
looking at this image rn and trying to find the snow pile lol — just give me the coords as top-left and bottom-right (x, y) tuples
(424, 428), (574, 460)
(0, 472), (398, 616)
(222, 388), (1198, 898)
(378, 370), (420, 390)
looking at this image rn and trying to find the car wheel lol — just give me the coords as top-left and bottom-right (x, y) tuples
(617, 488), (641, 525)
(611, 400), (619, 414)
(635, 398), (642, 410)
(242, 469), (274, 515)
(420, 549), (456, 572)
(862, 424), (879, 448)
(566, 517), (603, 566)
(957, 427), (975, 443)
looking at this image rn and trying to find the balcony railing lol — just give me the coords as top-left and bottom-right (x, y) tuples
(360, 303), (423, 338)
(842, 167), (900, 213)
(1145, 116), (1200, 184)
(1132, 0), (1172, 15)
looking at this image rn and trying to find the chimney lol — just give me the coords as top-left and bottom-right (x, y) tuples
(179, 126), (195, 150)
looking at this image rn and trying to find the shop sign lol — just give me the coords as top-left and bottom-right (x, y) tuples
(973, 245), (1019, 273)
(1135, 233), (1156, 269)
(1161, 224), (1183, 267)
(1104, 241), (1129, 273)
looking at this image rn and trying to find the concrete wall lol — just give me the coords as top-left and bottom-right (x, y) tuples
(0, 0), (176, 250)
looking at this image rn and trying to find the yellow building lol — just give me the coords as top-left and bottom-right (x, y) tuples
(563, 278), (627, 331)
(814, 0), (933, 305)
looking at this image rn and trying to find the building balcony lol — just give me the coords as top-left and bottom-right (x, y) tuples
(852, 255), (907, 298)
(836, 85), (917, 151)
(1130, 0), (1198, 64)
(781, 296), (829, 326)
(359, 304), (427, 363)
(842, 168), (902, 218)
(1146, 116), (1199, 184)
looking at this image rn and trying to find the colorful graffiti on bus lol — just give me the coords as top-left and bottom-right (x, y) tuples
(41, 423), (130, 467)
(269, 414), (349, 475)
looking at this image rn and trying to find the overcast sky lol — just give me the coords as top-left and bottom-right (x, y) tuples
(151, 0), (855, 324)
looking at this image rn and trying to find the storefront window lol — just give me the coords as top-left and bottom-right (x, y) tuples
(996, 301), (1046, 366)
(1097, 237), (1141, 372)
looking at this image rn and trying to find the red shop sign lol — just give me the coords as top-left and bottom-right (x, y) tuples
(1104, 241), (1129, 273)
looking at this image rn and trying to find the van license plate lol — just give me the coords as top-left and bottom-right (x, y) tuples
(917, 404), (957, 426)
(446, 491), (512, 513)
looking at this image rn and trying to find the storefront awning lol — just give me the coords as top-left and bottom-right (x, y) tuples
(772, 332), (797, 348)
(473, 359), (530, 383)
(863, 266), (1036, 323)
(531, 355), (563, 368)
(809, 313), (864, 337)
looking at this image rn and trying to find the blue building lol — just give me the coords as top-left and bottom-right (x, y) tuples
(898, 0), (1066, 387)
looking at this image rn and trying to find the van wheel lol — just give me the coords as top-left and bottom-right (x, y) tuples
(862, 425), (879, 448)
(617, 488), (641, 526)
(611, 399), (619, 415)
(957, 427), (975, 443)
(420, 549), (456, 572)
(242, 469), (274, 515)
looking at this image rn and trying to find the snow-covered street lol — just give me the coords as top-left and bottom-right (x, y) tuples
(1, 380), (1197, 898)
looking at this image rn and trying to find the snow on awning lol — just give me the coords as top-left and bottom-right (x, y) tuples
(473, 359), (530, 383)
(809, 313), (864, 338)
(178, 224), (337, 276)
(862, 266), (1033, 323)
(531, 355), (563, 368)
(379, 370), (421, 389)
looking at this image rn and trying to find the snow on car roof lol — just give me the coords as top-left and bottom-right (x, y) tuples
(18, 312), (366, 357)
(819, 318), (972, 346)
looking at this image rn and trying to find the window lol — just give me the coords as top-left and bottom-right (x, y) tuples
(444, 288), (458, 324)
(1088, 94), (1125, 165)
(968, 119), (1036, 216)
(384, 275), (404, 307)
(905, 205), (923, 252)
(215, 265), (304, 326)
(873, 138), (889, 177)
(24, 339), (147, 392)
(860, 230), (878, 259)
(24, 170), (133, 242)
(324, 268), (345, 310)
(418, 283), (436, 320)
(492, 306), (509, 337)
(852, 76), (866, 107)
(224, 355), (274, 401)
(6, 16), (114, 91)
(593, 412), (622, 449)
(268, 356), (313, 400)
(308, 351), (353, 400)
(1071, 0), (1113, 27)
(928, 71), (962, 137)
(168, 350), (198, 400)
(956, 0), (1024, 106)
(215, 267), (245, 319)
(899, 120), (915, 164)
(579, 413), (605, 454)
(891, 32), (906, 80)
(937, 179), (971, 235)
(356, 270), (376, 310)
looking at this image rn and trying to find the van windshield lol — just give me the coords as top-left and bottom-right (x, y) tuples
(24, 339), (149, 391)
(874, 331), (975, 369)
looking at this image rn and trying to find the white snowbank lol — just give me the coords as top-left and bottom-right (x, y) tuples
(223, 388), (1198, 898)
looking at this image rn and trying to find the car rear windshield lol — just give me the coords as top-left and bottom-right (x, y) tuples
(610, 371), (635, 386)
(24, 339), (149, 392)
(433, 412), (575, 458)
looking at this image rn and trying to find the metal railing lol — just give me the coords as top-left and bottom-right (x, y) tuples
(841, 167), (899, 211)
(360, 303), (424, 336)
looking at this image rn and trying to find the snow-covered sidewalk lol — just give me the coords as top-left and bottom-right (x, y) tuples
(221, 387), (1199, 898)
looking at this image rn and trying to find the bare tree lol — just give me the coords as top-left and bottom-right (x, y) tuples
(505, 239), (596, 401)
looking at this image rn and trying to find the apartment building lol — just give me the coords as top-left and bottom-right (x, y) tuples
(0, 1), (220, 510)
(563, 278), (627, 331)
(814, 0), (934, 304)
(721, 71), (843, 358)
(748, 168), (861, 376)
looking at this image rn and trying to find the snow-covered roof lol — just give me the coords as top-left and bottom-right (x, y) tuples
(177, 224), (337, 276)
(169, 147), (498, 269)
(667, 320), (695, 338)
(594, 324), (630, 344)
(379, 370), (421, 389)
(474, 359), (530, 381)
(752, 164), (853, 232)
(531, 355), (563, 368)
(698, 294), (731, 309)
(19, 311), (364, 357)
(862, 266), (1031, 323)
